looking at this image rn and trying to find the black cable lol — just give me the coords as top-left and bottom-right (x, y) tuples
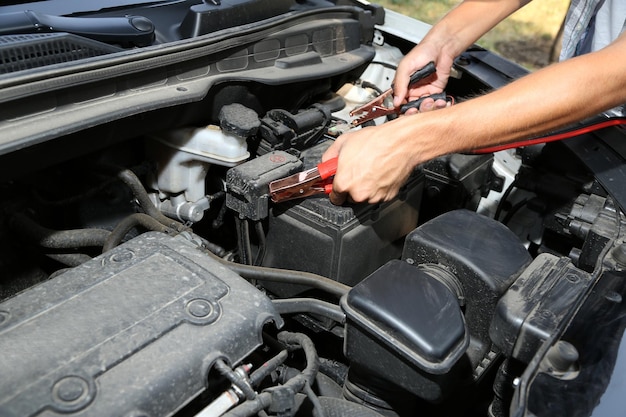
(369, 61), (398, 71)
(277, 331), (319, 387)
(235, 217), (253, 266)
(360, 80), (384, 95)
(253, 221), (266, 266)
(494, 179), (518, 222)
(501, 198), (529, 225)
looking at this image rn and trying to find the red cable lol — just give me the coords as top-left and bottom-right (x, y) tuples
(472, 118), (626, 154)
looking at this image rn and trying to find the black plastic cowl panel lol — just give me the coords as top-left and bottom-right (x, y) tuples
(180, 0), (294, 38)
(0, 232), (282, 417)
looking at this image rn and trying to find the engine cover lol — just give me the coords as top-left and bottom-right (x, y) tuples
(0, 232), (282, 417)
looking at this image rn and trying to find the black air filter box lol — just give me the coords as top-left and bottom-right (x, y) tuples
(341, 259), (469, 402)
(402, 209), (532, 345)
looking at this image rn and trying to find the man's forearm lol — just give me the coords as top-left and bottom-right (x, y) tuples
(399, 34), (626, 167)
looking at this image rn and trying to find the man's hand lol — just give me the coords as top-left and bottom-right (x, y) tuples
(322, 122), (418, 205)
(392, 42), (455, 112)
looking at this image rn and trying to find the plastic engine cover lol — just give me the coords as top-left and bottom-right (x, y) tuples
(0, 232), (282, 417)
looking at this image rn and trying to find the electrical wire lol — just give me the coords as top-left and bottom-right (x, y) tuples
(501, 198), (529, 225)
(494, 179), (518, 222)
(253, 221), (266, 266)
(222, 332), (320, 417)
(473, 117), (626, 154)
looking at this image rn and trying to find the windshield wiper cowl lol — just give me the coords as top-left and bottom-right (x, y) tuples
(0, 10), (155, 47)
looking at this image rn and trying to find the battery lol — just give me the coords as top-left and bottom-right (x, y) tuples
(262, 170), (425, 294)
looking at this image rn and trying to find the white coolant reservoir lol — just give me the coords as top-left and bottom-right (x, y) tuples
(147, 103), (259, 222)
(153, 124), (250, 168)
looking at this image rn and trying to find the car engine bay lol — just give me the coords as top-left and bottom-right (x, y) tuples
(1, 1), (626, 416)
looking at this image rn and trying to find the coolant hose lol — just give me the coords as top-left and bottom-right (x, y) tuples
(209, 255), (350, 299)
(46, 253), (93, 267)
(272, 299), (346, 324)
(197, 241), (350, 298)
(116, 168), (188, 232)
(11, 213), (110, 248)
(102, 213), (175, 252)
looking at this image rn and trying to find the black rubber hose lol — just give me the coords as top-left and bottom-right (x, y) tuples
(278, 332), (319, 387)
(214, 359), (256, 401)
(163, 228), (348, 298)
(249, 350), (289, 387)
(502, 198), (529, 225)
(197, 242), (350, 298)
(272, 299), (346, 324)
(102, 213), (174, 252)
(220, 393), (272, 417)
(494, 179), (518, 222)
(11, 213), (110, 249)
(223, 332), (320, 417)
(116, 168), (187, 232)
(214, 258), (350, 299)
(46, 253), (93, 267)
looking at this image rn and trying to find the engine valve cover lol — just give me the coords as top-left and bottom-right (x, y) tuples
(0, 232), (282, 417)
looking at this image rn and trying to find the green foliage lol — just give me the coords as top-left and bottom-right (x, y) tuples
(375, 0), (569, 70)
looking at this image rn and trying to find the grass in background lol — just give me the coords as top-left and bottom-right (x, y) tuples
(376, 0), (570, 70)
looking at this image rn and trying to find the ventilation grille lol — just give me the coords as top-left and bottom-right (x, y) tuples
(0, 33), (121, 74)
